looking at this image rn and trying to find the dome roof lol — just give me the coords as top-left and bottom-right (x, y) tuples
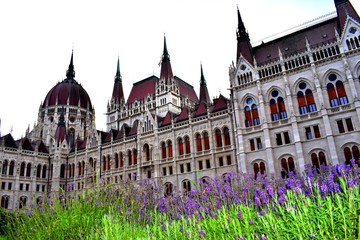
(42, 52), (93, 111)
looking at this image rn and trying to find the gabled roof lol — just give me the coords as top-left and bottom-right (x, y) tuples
(1, 134), (17, 148)
(127, 75), (158, 104)
(37, 140), (49, 153)
(193, 102), (207, 118)
(21, 137), (34, 151)
(176, 107), (189, 122)
(104, 129), (119, 143)
(128, 120), (139, 136)
(212, 95), (228, 112)
(160, 112), (173, 127)
(97, 130), (108, 143)
(174, 76), (199, 102)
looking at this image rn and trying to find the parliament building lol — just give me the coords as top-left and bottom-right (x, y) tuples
(1, 0), (359, 209)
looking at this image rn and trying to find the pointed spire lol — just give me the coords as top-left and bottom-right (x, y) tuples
(55, 107), (67, 145)
(159, 35), (174, 84)
(199, 64), (211, 105)
(236, 6), (253, 65)
(111, 57), (125, 104)
(66, 50), (75, 79)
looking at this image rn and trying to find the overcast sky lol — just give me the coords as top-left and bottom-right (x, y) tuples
(1, 0), (359, 139)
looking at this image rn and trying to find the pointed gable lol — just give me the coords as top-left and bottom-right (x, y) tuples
(212, 95), (228, 112)
(128, 120), (139, 136)
(111, 58), (125, 104)
(193, 103), (207, 118)
(159, 36), (174, 84)
(21, 137), (34, 151)
(199, 65), (211, 105)
(104, 129), (118, 143)
(127, 76), (158, 104)
(37, 140), (49, 153)
(160, 112), (172, 127)
(335, 0), (360, 33)
(97, 130), (108, 143)
(1, 134), (17, 148)
(176, 107), (189, 122)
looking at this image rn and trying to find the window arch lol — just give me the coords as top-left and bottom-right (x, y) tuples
(244, 97), (260, 127)
(327, 73), (348, 107)
(161, 142), (166, 159)
(182, 179), (191, 194)
(203, 131), (210, 150)
(143, 144), (150, 161)
(102, 156), (106, 171)
(133, 149), (138, 165)
(78, 162), (82, 176)
(185, 136), (191, 154)
(68, 164), (72, 178)
(196, 133), (202, 152)
(127, 150), (132, 166)
(215, 129), (222, 148)
(223, 127), (231, 146)
(1, 196), (9, 209)
(42, 165), (47, 178)
(26, 163), (31, 177)
(20, 162), (26, 177)
(280, 157), (295, 179)
(19, 196), (27, 209)
(119, 152), (124, 168)
(311, 151), (327, 169)
(9, 161), (14, 176)
(297, 82), (317, 114)
(178, 138), (184, 155)
(164, 182), (174, 197)
(115, 153), (119, 168)
(269, 90), (287, 121)
(344, 145), (360, 166)
(167, 140), (173, 158)
(60, 164), (66, 178)
(2, 160), (8, 175)
(37, 165), (42, 178)
(253, 161), (266, 179)
(107, 155), (111, 170)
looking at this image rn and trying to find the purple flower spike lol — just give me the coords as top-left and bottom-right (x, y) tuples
(199, 229), (206, 238)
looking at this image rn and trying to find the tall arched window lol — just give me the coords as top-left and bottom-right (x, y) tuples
(26, 163), (31, 177)
(127, 150), (132, 166)
(297, 82), (317, 114)
(223, 127), (231, 146)
(196, 133), (202, 152)
(167, 141), (173, 158)
(327, 73), (348, 107)
(42, 165), (47, 179)
(102, 156), (106, 171)
(120, 152), (124, 167)
(244, 97), (260, 127)
(19, 196), (27, 209)
(72, 163), (75, 178)
(269, 90), (287, 121)
(37, 165), (41, 178)
(2, 160), (8, 175)
(161, 142), (166, 159)
(311, 151), (327, 169)
(60, 164), (66, 178)
(185, 136), (191, 154)
(82, 161), (85, 176)
(20, 162), (26, 177)
(182, 180), (191, 194)
(133, 149), (137, 165)
(215, 129), (222, 148)
(1, 196), (9, 209)
(78, 162), (82, 176)
(143, 144), (150, 161)
(280, 157), (295, 179)
(344, 146), (360, 166)
(178, 138), (184, 155)
(164, 182), (173, 197)
(203, 132), (210, 150)
(9, 161), (14, 176)
(115, 153), (119, 168)
(68, 164), (72, 178)
(253, 161), (266, 179)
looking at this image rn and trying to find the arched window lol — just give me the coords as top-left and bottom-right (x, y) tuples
(269, 90), (287, 121)
(42, 165), (47, 178)
(280, 157), (295, 179)
(143, 144), (150, 161)
(311, 151), (327, 169)
(178, 138), (184, 155)
(102, 156), (106, 171)
(2, 160), (8, 175)
(167, 141), (173, 158)
(223, 127), (231, 146)
(78, 162), (82, 176)
(89, 158), (94, 172)
(182, 180), (191, 194)
(196, 133), (202, 152)
(127, 150), (132, 166)
(244, 97), (260, 127)
(26, 163), (31, 177)
(72, 163), (75, 178)
(203, 132), (210, 150)
(327, 73), (348, 107)
(68, 164), (72, 178)
(60, 164), (66, 178)
(297, 82), (317, 114)
(161, 142), (166, 159)
(9, 161), (14, 176)
(164, 182), (173, 197)
(19, 196), (27, 209)
(344, 146), (360, 166)
(20, 162), (26, 177)
(82, 161), (85, 176)
(37, 165), (41, 178)
(115, 153), (119, 168)
(1, 196), (9, 209)
(215, 129), (222, 148)
(133, 149), (137, 165)
(253, 161), (266, 179)
(120, 152), (124, 167)
(107, 155), (111, 170)
(185, 136), (191, 154)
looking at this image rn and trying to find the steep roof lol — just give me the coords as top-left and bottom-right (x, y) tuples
(0, 134), (17, 148)
(176, 107), (189, 122)
(212, 95), (228, 112)
(174, 76), (199, 102)
(111, 57), (125, 103)
(193, 102), (207, 118)
(127, 75), (158, 104)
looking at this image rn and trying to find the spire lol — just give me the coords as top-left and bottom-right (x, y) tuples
(159, 35), (174, 84)
(66, 50), (75, 79)
(334, 0), (360, 33)
(199, 64), (211, 105)
(111, 57), (125, 104)
(55, 107), (67, 145)
(236, 6), (253, 65)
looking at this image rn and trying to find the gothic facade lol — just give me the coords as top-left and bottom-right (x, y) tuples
(1, 0), (359, 210)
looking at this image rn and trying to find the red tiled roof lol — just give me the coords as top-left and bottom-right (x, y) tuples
(128, 120), (139, 136)
(336, 0), (360, 32)
(212, 94), (228, 112)
(161, 112), (172, 127)
(174, 76), (199, 103)
(97, 130), (108, 143)
(127, 76), (158, 104)
(193, 103), (207, 118)
(176, 107), (189, 122)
